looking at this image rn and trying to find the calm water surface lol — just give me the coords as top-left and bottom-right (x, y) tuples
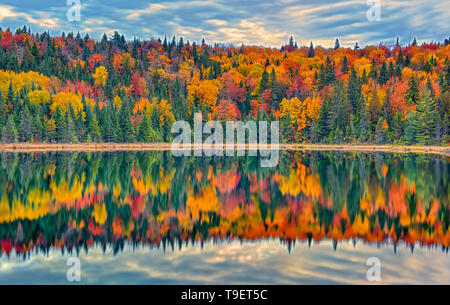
(0, 151), (448, 284)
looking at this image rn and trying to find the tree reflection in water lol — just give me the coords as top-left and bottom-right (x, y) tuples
(0, 151), (448, 259)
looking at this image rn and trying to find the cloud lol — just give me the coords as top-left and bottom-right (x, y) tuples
(0, 5), (60, 28)
(216, 19), (288, 46)
(125, 3), (168, 20)
(206, 19), (228, 26)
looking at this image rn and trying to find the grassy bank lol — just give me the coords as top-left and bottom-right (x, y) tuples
(0, 143), (449, 156)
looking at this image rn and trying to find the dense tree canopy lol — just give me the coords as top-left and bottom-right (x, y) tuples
(0, 26), (449, 145)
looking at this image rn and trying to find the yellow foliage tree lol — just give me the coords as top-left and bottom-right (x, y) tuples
(50, 92), (84, 117)
(155, 98), (175, 127)
(93, 66), (108, 87)
(113, 96), (122, 109)
(0, 70), (49, 98)
(187, 79), (219, 111)
(92, 203), (108, 225)
(133, 97), (151, 114)
(280, 96), (322, 136)
(27, 90), (51, 106)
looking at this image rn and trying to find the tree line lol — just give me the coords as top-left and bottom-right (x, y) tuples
(0, 26), (449, 145)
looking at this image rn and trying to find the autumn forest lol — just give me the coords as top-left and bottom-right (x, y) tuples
(0, 26), (449, 145)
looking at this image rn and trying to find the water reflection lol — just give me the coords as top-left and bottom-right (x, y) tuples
(0, 151), (448, 283)
(1, 241), (449, 284)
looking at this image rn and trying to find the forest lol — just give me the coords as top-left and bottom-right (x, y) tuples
(0, 26), (449, 145)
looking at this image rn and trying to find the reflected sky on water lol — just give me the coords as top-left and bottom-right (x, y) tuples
(1, 241), (449, 284)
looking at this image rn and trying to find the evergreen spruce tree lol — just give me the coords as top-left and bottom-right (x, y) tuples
(281, 113), (293, 143)
(66, 105), (79, 143)
(83, 94), (93, 134)
(378, 62), (388, 84)
(308, 41), (315, 58)
(53, 107), (67, 143)
(118, 99), (135, 142)
(405, 55), (411, 66)
(426, 77), (435, 98)
(18, 105), (33, 142)
(333, 126), (344, 144)
(349, 115), (356, 142)
(404, 111), (417, 144)
(369, 58), (378, 81)
(89, 113), (102, 142)
(375, 117), (385, 144)
(358, 98), (369, 142)
(270, 68), (280, 110)
(341, 56), (349, 74)
(415, 90), (436, 145)
(1, 115), (18, 143)
(101, 107), (115, 142)
(348, 67), (361, 112)
(406, 75), (419, 104)
(397, 49), (404, 67)
(434, 108), (441, 144)
(361, 68), (368, 84)
(442, 113), (448, 144)
(260, 68), (269, 94)
(389, 112), (403, 142)
(0, 90), (7, 127)
(334, 38), (340, 50)
(32, 107), (44, 142)
(289, 36), (295, 47)
(388, 61), (394, 79)
(382, 88), (393, 124)
(314, 98), (330, 142)
(137, 114), (152, 142)
(325, 56), (335, 84)
(162, 120), (172, 142)
(394, 64), (402, 78)
(111, 106), (122, 143)
(151, 105), (161, 132)
(7, 80), (14, 104)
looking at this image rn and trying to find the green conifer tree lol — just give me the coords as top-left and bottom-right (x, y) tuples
(118, 100), (135, 143)
(89, 113), (102, 142)
(1, 115), (18, 143)
(358, 98), (369, 142)
(137, 114), (152, 143)
(415, 91), (436, 145)
(18, 105), (33, 142)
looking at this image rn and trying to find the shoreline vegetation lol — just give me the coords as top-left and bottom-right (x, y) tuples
(0, 27), (449, 152)
(0, 143), (448, 156)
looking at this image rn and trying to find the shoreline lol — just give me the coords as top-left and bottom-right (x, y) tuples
(0, 143), (448, 156)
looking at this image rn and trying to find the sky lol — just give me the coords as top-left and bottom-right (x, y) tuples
(0, 0), (448, 48)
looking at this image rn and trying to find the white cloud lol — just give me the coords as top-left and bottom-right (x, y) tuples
(214, 19), (287, 46)
(0, 5), (59, 28)
(206, 19), (228, 26)
(126, 3), (168, 20)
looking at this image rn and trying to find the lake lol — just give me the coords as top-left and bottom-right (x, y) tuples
(0, 151), (448, 284)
